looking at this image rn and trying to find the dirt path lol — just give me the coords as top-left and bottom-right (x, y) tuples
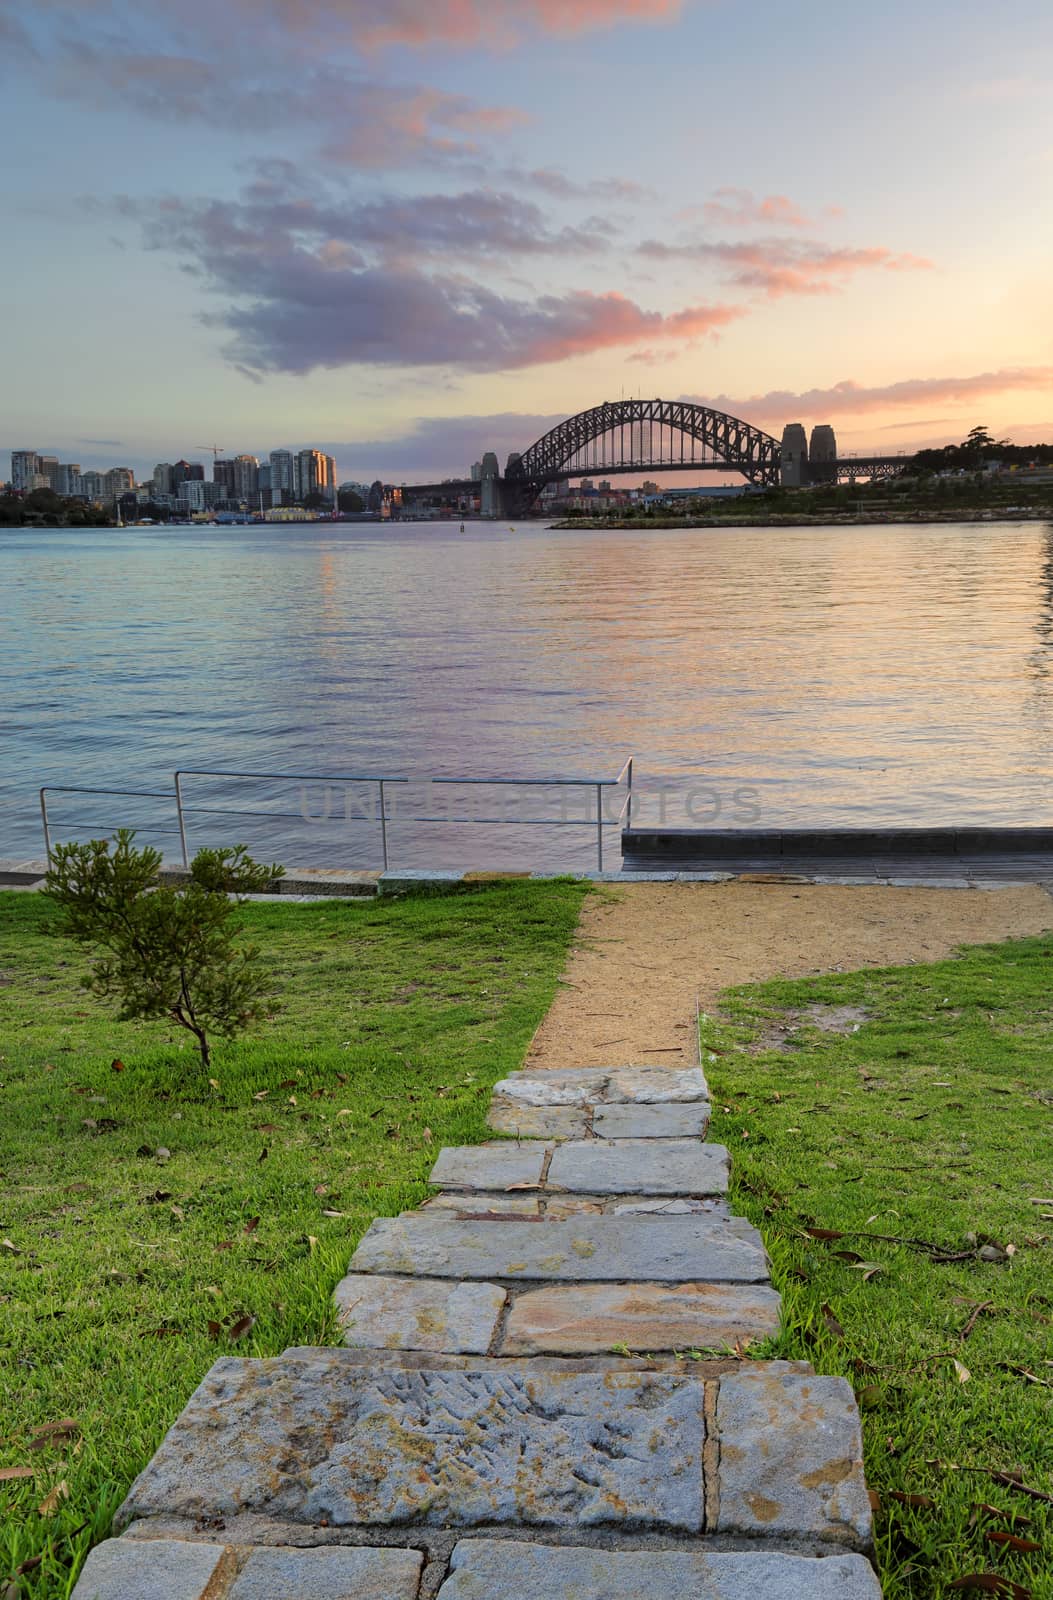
(526, 882), (1053, 1069)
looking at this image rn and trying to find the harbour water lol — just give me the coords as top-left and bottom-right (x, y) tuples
(3, 518), (1053, 869)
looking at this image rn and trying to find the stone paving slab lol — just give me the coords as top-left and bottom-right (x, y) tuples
(70, 1538), (233, 1600)
(547, 1139), (729, 1196)
(494, 1066), (708, 1106)
(593, 1102), (711, 1139)
(334, 1275), (506, 1353)
(487, 1100), (589, 1139)
(228, 1545), (424, 1598)
(716, 1370), (871, 1548)
(430, 1143), (547, 1191)
(117, 1355), (705, 1535)
(436, 1540), (882, 1599)
(349, 1212), (769, 1283)
(500, 1281), (783, 1356)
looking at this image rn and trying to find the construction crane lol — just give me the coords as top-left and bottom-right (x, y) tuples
(196, 444), (225, 466)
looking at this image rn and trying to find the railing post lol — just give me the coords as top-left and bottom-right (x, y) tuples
(626, 757), (634, 830)
(378, 779), (389, 870)
(596, 782), (604, 873)
(40, 789), (52, 865)
(174, 773), (190, 868)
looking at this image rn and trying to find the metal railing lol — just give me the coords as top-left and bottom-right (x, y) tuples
(39, 757), (634, 873)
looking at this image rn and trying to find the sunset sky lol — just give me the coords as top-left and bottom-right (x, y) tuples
(3, 0), (1051, 483)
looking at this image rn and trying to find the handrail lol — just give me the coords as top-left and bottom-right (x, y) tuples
(40, 759), (635, 873)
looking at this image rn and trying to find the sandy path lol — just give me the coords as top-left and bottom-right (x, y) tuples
(526, 882), (1053, 1069)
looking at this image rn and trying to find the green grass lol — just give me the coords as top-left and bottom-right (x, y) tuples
(0, 882), (587, 1597)
(706, 934), (1053, 1600)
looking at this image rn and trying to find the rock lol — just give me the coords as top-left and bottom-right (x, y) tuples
(436, 1539), (883, 1598)
(430, 1143), (547, 1191)
(334, 1275), (506, 1354)
(715, 1371), (873, 1548)
(613, 1198), (730, 1216)
(487, 1101), (588, 1140)
(593, 1103), (710, 1139)
(117, 1354), (705, 1535)
(546, 1140), (729, 1196)
(70, 1538), (231, 1600)
(607, 1067), (709, 1103)
(349, 1213), (769, 1284)
(501, 1282), (782, 1356)
(492, 1070), (609, 1106)
(421, 1194), (540, 1215)
(228, 1545), (423, 1598)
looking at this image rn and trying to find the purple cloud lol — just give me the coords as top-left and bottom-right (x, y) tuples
(639, 236), (934, 297)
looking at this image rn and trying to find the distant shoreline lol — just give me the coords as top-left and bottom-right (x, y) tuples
(549, 508), (1053, 530)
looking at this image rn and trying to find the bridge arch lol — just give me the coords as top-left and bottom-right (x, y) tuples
(505, 398), (782, 508)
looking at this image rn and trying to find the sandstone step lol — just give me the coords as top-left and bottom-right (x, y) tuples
(349, 1212), (768, 1284)
(420, 1193), (732, 1219)
(437, 1540), (882, 1598)
(335, 1275), (506, 1353)
(486, 1102), (589, 1138)
(486, 1099), (711, 1139)
(547, 1139), (729, 1195)
(500, 1281), (782, 1356)
(114, 1354), (871, 1552)
(117, 1355), (707, 1536)
(430, 1139), (728, 1197)
(495, 1065), (709, 1106)
(71, 1537), (422, 1599)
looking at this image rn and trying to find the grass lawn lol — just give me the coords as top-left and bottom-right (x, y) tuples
(706, 932), (1053, 1600)
(0, 881), (586, 1598)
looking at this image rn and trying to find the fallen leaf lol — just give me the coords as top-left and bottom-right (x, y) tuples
(307, 1235), (319, 1254)
(952, 1359), (971, 1384)
(888, 1490), (936, 1509)
(111, 1059), (125, 1072)
(208, 1078), (220, 1089)
(0, 1467), (33, 1482)
(806, 1227), (844, 1241)
(279, 1078), (298, 1089)
(228, 1314), (255, 1342)
(321, 1209), (346, 1218)
(1, 1240), (20, 1255)
(257, 1147), (268, 1164)
(243, 1217), (260, 1235)
(252, 1090), (269, 1101)
(313, 1185), (328, 1196)
(984, 1530), (1042, 1554)
(30, 1421), (77, 1440)
(971, 1504), (1032, 1527)
(36, 1480), (69, 1517)
(207, 1320), (221, 1341)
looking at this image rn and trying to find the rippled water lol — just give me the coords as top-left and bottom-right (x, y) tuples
(3, 518), (1053, 868)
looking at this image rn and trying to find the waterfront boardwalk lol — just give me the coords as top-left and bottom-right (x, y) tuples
(73, 1059), (882, 1598)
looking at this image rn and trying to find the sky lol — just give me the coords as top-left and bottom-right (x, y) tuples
(2, 0), (1051, 485)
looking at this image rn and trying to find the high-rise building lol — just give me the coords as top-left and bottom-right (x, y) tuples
(173, 459), (205, 485)
(11, 450), (41, 491)
(294, 449), (336, 504)
(269, 449), (295, 505)
(184, 480), (226, 512)
(103, 468), (135, 499)
(232, 454), (260, 501)
(213, 459), (236, 496)
(38, 455), (60, 489)
(56, 464), (82, 497)
(80, 471), (104, 500)
(153, 463), (175, 497)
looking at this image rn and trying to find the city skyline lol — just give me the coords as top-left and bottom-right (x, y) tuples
(2, 0), (1051, 482)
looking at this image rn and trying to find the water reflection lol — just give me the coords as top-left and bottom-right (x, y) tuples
(2, 519), (1053, 864)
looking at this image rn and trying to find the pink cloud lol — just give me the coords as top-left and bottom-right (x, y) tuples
(639, 236), (934, 297)
(703, 188), (811, 228)
(350, 0), (685, 49)
(690, 368), (1053, 423)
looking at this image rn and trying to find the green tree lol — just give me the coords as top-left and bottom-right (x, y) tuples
(338, 487), (365, 513)
(45, 831), (284, 1070)
(302, 490), (331, 510)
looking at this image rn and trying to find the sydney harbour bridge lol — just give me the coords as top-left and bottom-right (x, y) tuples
(400, 398), (908, 517)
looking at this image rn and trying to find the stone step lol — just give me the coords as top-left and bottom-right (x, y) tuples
(495, 1065), (709, 1106)
(71, 1538), (422, 1599)
(431, 1140), (729, 1197)
(486, 1099), (711, 1140)
(438, 1540), (883, 1599)
(501, 1280), (783, 1356)
(349, 1211), (768, 1284)
(333, 1272), (780, 1358)
(421, 1193), (731, 1218)
(114, 1352), (872, 1553)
